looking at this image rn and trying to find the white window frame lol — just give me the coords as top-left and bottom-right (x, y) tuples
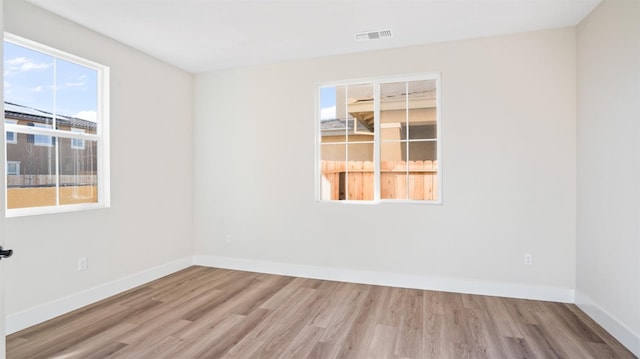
(5, 120), (17, 144)
(315, 73), (443, 205)
(4, 33), (111, 217)
(6, 161), (20, 176)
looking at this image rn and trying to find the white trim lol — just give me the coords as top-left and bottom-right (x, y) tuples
(6, 202), (108, 218)
(97, 63), (111, 209)
(3, 124), (99, 141)
(194, 255), (574, 303)
(4, 32), (106, 71)
(5, 257), (193, 335)
(373, 83), (381, 201)
(575, 291), (640, 357)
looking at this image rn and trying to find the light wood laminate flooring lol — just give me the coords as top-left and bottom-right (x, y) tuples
(7, 266), (637, 358)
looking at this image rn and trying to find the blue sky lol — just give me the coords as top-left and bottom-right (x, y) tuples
(320, 86), (336, 120)
(4, 41), (98, 121)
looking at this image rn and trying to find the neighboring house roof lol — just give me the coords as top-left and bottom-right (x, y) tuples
(320, 118), (373, 136)
(4, 102), (97, 130)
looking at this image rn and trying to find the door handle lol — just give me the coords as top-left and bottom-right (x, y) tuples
(0, 246), (13, 260)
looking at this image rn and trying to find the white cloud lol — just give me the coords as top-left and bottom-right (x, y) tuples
(4, 80), (10, 89)
(63, 75), (88, 89)
(7, 57), (29, 66)
(32, 85), (44, 92)
(5, 56), (52, 75)
(320, 105), (336, 120)
(74, 110), (97, 122)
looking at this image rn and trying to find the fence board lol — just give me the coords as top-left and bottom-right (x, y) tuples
(321, 160), (437, 201)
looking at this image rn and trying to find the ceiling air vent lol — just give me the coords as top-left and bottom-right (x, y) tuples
(355, 29), (393, 41)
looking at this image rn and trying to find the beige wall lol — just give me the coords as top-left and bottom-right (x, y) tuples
(576, 0), (640, 355)
(321, 135), (373, 162)
(321, 108), (437, 162)
(194, 28), (576, 299)
(2, 0), (194, 321)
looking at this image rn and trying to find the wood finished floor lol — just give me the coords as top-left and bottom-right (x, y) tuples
(7, 266), (636, 359)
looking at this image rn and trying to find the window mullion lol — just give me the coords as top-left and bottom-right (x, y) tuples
(55, 133), (60, 206)
(374, 82), (381, 202)
(53, 58), (60, 206)
(405, 81), (410, 200)
(343, 85), (349, 201)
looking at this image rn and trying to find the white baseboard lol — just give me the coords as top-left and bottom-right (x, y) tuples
(6, 257), (193, 335)
(193, 255), (575, 303)
(575, 291), (640, 357)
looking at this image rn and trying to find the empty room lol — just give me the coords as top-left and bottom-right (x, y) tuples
(0, 0), (638, 358)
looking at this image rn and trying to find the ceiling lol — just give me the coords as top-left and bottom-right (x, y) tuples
(25, 0), (601, 74)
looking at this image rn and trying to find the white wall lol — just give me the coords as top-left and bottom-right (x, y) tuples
(193, 28), (577, 301)
(2, 0), (194, 330)
(576, 0), (640, 355)
(3, 1), (636, 354)
(0, 0), (6, 355)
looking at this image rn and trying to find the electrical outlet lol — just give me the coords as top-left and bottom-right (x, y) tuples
(524, 253), (533, 265)
(78, 257), (88, 271)
(225, 234), (232, 243)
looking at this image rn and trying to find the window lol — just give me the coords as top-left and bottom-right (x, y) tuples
(5, 120), (17, 144)
(33, 123), (53, 147)
(3, 33), (110, 216)
(317, 74), (441, 203)
(7, 161), (20, 176)
(70, 128), (85, 150)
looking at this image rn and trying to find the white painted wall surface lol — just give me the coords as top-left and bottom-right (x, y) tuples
(3, 0), (194, 328)
(193, 28), (577, 301)
(576, 0), (640, 355)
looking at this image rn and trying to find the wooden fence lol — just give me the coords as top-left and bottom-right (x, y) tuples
(7, 175), (96, 187)
(7, 186), (98, 209)
(6, 175), (98, 209)
(321, 160), (438, 200)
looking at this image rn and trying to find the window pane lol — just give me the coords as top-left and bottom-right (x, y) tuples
(7, 162), (19, 175)
(408, 141), (437, 162)
(319, 86), (339, 143)
(381, 141), (408, 200)
(3, 42), (54, 117)
(7, 133), (56, 209)
(407, 79), (437, 140)
(406, 124), (437, 140)
(380, 82), (407, 142)
(345, 84), (374, 141)
(320, 84), (375, 143)
(346, 143), (374, 200)
(58, 137), (98, 205)
(55, 58), (98, 133)
(33, 123), (54, 146)
(408, 141), (438, 201)
(71, 128), (86, 149)
(320, 143), (345, 200)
